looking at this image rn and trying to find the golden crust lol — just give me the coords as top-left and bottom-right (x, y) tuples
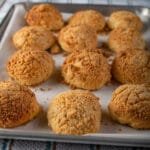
(108, 84), (150, 129)
(108, 27), (145, 53)
(112, 50), (150, 84)
(7, 50), (54, 86)
(25, 4), (64, 31)
(58, 25), (98, 53)
(62, 49), (111, 90)
(48, 90), (101, 135)
(69, 9), (105, 33)
(108, 10), (143, 31)
(13, 26), (55, 51)
(0, 81), (40, 128)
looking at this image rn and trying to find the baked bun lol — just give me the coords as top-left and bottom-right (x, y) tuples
(112, 50), (150, 84)
(108, 10), (143, 31)
(108, 27), (145, 53)
(58, 25), (98, 53)
(25, 4), (64, 31)
(62, 49), (111, 90)
(0, 81), (40, 128)
(13, 26), (55, 51)
(108, 84), (150, 129)
(69, 9), (105, 33)
(48, 90), (101, 135)
(7, 50), (54, 86)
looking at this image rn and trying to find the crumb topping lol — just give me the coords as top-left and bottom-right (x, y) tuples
(62, 49), (111, 90)
(0, 81), (40, 128)
(25, 4), (64, 30)
(7, 50), (54, 85)
(48, 90), (101, 135)
(109, 84), (150, 129)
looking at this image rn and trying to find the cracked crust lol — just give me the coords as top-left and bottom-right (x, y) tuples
(7, 50), (54, 86)
(108, 10), (143, 31)
(108, 27), (145, 53)
(58, 25), (98, 53)
(112, 50), (150, 84)
(69, 9), (105, 33)
(108, 84), (150, 129)
(25, 4), (64, 31)
(0, 81), (40, 128)
(48, 90), (101, 135)
(13, 26), (55, 51)
(62, 49), (111, 90)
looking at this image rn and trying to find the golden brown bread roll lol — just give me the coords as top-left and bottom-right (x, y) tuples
(7, 50), (54, 86)
(25, 4), (64, 31)
(48, 90), (101, 135)
(58, 25), (98, 53)
(0, 81), (40, 128)
(112, 50), (150, 84)
(108, 10), (143, 31)
(13, 26), (55, 51)
(69, 9), (105, 33)
(62, 49), (111, 90)
(108, 27), (145, 53)
(108, 84), (150, 129)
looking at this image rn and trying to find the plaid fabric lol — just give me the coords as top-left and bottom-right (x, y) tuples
(0, 0), (150, 149)
(0, 139), (149, 150)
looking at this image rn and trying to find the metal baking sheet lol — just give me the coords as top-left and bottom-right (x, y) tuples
(0, 2), (150, 147)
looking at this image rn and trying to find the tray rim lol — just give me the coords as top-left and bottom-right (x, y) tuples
(0, 129), (150, 147)
(0, 2), (150, 147)
(1, 2), (150, 40)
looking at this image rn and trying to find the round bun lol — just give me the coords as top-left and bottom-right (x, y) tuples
(108, 27), (145, 53)
(112, 50), (150, 84)
(0, 81), (40, 128)
(7, 50), (54, 86)
(69, 10), (105, 33)
(58, 25), (98, 53)
(25, 4), (64, 31)
(108, 10), (143, 31)
(62, 49), (111, 90)
(108, 84), (150, 129)
(48, 90), (101, 135)
(13, 26), (55, 51)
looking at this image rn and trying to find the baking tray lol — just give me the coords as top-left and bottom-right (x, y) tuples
(0, 2), (150, 147)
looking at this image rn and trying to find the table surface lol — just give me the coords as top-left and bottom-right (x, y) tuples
(0, 0), (150, 150)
